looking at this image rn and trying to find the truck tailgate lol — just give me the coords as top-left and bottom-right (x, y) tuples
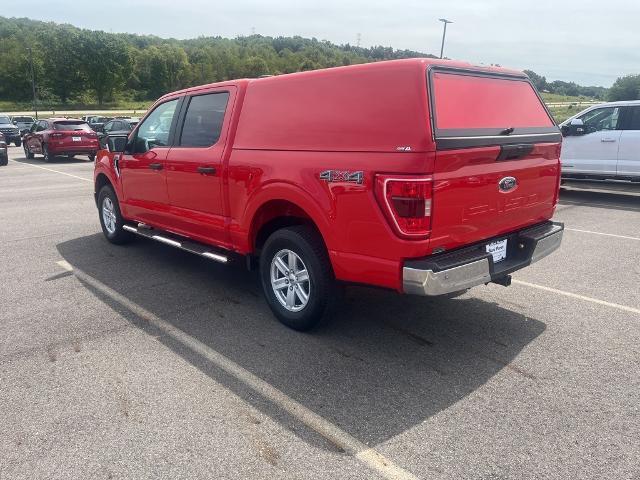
(430, 143), (560, 251)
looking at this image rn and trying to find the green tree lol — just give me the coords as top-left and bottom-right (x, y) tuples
(608, 74), (640, 101)
(80, 31), (131, 105)
(523, 70), (547, 92)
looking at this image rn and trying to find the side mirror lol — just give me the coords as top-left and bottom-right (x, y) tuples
(563, 118), (585, 136)
(107, 135), (128, 153)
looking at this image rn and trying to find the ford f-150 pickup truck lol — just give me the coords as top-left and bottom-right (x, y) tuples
(94, 58), (564, 330)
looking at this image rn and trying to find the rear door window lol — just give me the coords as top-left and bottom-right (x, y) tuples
(623, 106), (640, 130)
(430, 68), (559, 149)
(179, 92), (230, 148)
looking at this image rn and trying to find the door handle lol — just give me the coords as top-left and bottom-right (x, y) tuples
(149, 163), (163, 170)
(197, 166), (217, 175)
(601, 138), (617, 143)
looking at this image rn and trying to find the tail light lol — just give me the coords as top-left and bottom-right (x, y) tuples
(374, 175), (432, 238)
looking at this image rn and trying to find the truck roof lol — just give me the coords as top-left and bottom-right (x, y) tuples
(161, 58), (527, 99)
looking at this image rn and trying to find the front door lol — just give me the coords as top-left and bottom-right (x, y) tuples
(561, 106), (622, 176)
(119, 97), (181, 226)
(165, 89), (234, 247)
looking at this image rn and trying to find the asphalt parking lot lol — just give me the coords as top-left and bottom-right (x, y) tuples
(1, 145), (639, 480)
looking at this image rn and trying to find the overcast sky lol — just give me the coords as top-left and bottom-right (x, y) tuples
(14, 0), (638, 87)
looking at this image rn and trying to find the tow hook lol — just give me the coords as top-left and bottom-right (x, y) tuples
(492, 275), (512, 287)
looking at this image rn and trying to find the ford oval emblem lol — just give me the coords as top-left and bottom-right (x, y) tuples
(498, 176), (517, 192)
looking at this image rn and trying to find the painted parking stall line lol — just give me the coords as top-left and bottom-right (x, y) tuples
(55, 260), (418, 480)
(565, 227), (640, 242)
(512, 279), (640, 316)
(9, 159), (93, 183)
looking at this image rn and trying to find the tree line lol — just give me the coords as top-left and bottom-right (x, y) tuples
(0, 16), (437, 107)
(525, 69), (640, 102)
(1, 16), (637, 108)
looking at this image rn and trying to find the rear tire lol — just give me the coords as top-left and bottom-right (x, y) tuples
(24, 143), (34, 159)
(0, 154), (7, 166)
(88, 154), (96, 162)
(14, 139), (21, 147)
(98, 185), (134, 245)
(260, 225), (338, 331)
(42, 144), (52, 162)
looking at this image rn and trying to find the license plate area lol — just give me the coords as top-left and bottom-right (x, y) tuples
(72, 136), (81, 142)
(486, 239), (508, 263)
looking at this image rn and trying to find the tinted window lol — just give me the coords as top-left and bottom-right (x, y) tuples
(432, 72), (553, 130)
(136, 98), (179, 151)
(180, 93), (229, 147)
(54, 121), (92, 132)
(579, 107), (620, 133)
(36, 122), (47, 132)
(625, 106), (640, 130)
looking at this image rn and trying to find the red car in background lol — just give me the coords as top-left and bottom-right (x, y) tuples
(23, 118), (99, 162)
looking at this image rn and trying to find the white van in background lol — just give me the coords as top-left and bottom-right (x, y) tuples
(560, 101), (640, 182)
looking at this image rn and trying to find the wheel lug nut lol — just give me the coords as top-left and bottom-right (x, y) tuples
(285, 279), (289, 284)
(290, 286), (294, 290)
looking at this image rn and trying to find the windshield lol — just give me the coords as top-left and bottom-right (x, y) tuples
(12, 117), (34, 122)
(0, 116), (11, 124)
(53, 121), (92, 132)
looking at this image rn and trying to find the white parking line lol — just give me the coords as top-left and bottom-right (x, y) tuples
(10, 159), (92, 183)
(512, 279), (640, 316)
(559, 200), (640, 212)
(565, 228), (640, 242)
(55, 260), (418, 480)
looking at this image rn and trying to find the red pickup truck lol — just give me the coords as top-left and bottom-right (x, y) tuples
(94, 58), (564, 330)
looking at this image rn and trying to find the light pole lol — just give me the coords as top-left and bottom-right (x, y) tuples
(439, 18), (453, 59)
(27, 47), (38, 119)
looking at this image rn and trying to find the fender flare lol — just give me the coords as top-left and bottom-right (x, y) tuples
(241, 181), (335, 251)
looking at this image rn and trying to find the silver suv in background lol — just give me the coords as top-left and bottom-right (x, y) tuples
(560, 101), (640, 182)
(10, 116), (36, 136)
(0, 115), (21, 146)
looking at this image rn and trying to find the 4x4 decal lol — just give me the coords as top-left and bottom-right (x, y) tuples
(319, 170), (364, 184)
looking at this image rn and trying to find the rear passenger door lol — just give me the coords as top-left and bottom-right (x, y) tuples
(617, 106), (640, 178)
(165, 88), (235, 247)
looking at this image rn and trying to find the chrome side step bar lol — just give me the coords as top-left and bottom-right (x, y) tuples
(122, 224), (229, 264)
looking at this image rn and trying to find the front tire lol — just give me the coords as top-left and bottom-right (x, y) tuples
(0, 154), (7, 166)
(260, 226), (338, 331)
(98, 185), (133, 245)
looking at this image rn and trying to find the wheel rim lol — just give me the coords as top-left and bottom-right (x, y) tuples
(102, 197), (117, 234)
(270, 249), (311, 312)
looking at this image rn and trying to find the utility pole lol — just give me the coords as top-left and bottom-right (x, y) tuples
(27, 47), (38, 119)
(356, 33), (361, 48)
(438, 18), (453, 59)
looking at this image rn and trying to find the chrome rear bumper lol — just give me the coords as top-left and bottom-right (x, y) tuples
(403, 221), (563, 296)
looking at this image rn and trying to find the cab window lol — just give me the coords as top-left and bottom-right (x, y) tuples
(579, 107), (620, 133)
(134, 98), (179, 153)
(624, 106), (640, 130)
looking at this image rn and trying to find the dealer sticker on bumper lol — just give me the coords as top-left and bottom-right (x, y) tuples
(486, 239), (508, 263)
